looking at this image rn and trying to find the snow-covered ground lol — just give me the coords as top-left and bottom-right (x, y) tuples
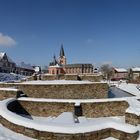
(0, 73), (27, 83)
(0, 124), (35, 140)
(0, 113), (139, 140)
(115, 82), (140, 96)
(1, 81), (140, 139)
(1, 120), (140, 140)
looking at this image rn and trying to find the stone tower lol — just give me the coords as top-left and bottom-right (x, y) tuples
(58, 44), (66, 65)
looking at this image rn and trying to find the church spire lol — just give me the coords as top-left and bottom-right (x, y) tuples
(58, 44), (66, 65)
(53, 54), (58, 65)
(59, 44), (65, 57)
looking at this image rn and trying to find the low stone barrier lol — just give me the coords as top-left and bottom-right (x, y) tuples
(81, 101), (129, 118)
(0, 98), (139, 140)
(10, 100), (75, 117)
(42, 74), (102, 81)
(0, 116), (138, 140)
(125, 99), (140, 126)
(0, 82), (108, 99)
(65, 74), (79, 80)
(125, 113), (140, 126)
(79, 74), (103, 82)
(42, 74), (65, 80)
(10, 98), (129, 118)
(0, 88), (20, 100)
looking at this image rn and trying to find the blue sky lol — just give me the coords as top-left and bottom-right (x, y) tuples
(0, 0), (140, 68)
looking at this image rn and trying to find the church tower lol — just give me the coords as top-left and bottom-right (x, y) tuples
(58, 44), (66, 65)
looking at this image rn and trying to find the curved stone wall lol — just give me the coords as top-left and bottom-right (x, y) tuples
(15, 98), (128, 118)
(0, 98), (139, 140)
(0, 117), (138, 140)
(0, 100), (139, 140)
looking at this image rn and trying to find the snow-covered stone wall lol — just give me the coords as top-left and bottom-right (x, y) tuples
(0, 116), (138, 140)
(0, 117), (138, 140)
(14, 99), (128, 118)
(0, 98), (139, 140)
(79, 74), (103, 82)
(42, 74), (102, 82)
(0, 82), (108, 99)
(0, 88), (19, 100)
(0, 98), (140, 139)
(42, 74), (67, 80)
(16, 101), (75, 117)
(81, 101), (129, 118)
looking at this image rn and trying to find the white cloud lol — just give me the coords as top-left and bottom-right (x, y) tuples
(0, 33), (16, 47)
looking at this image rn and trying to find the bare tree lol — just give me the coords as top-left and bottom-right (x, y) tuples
(100, 64), (113, 80)
(41, 66), (48, 74)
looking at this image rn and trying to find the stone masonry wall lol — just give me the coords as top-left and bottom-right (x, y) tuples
(81, 101), (129, 118)
(79, 75), (103, 82)
(19, 83), (108, 99)
(0, 116), (138, 140)
(0, 98), (139, 139)
(42, 74), (102, 81)
(14, 100), (129, 118)
(0, 83), (108, 99)
(125, 112), (140, 126)
(0, 90), (18, 101)
(17, 101), (75, 117)
(65, 75), (79, 80)
(42, 75), (65, 80)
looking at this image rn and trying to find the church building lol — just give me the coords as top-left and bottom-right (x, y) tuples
(48, 44), (93, 75)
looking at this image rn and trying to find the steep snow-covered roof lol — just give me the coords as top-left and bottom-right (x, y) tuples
(131, 67), (140, 72)
(114, 68), (127, 72)
(0, 52), (15, 63)
(17, 62), (34, 70)
(0, 52), (5, 58)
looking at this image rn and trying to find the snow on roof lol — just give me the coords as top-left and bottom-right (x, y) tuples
(0, 52), (15, 63)
(131, 67), (140, 72)
(0, 52), (5, 58)
(49, 64), (62, 68)
(7, 56), (15, 63)
(114, 68), (127, 72)
(34, 66), (40, 72)
(17, 62), (34, 70)
(0, 98), (138, 134)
